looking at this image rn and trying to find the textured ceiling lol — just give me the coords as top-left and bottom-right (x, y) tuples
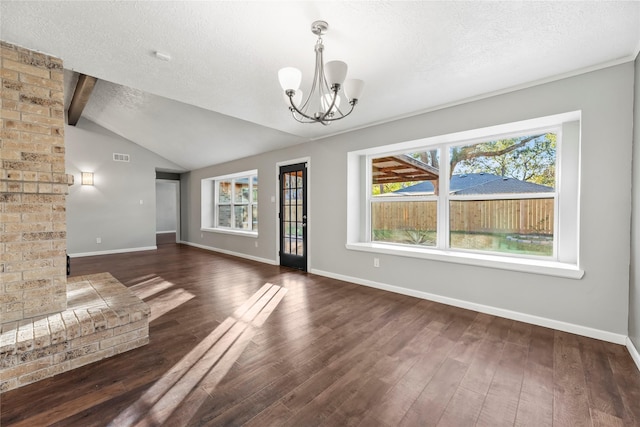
(2, 1), (639, 170)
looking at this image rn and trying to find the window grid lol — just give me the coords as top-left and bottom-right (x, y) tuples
(282, 171), (304, 256)
(215, 174), (258, 232)
(368, 129), (559, 259)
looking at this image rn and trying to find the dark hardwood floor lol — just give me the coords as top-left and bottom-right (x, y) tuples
(2, 243), (640, 426)
(156, 232), (177, 246)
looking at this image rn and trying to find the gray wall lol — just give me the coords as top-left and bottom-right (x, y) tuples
(156, 180), (178, 232)
(631, 52), (640, 352)
(66, 118), (183, 255)
(182, 62), (635, 339)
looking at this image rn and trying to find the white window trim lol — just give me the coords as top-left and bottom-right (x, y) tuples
(345, 241), (583, 279)
(347, 112), (584, 279)
(201, 227), (259, 238)
(201, 169), (258, 237)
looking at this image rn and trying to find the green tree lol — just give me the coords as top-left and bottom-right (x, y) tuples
(372, 181), (420, 195)
(450, 133), (556, 187)
(411, 150), (439, 169)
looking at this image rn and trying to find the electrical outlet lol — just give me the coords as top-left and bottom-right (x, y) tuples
(374, 257), (380, 268)
(96, 237), (102, 244)
(255, 241), (259, 247)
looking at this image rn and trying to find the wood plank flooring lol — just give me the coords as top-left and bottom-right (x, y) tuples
(2, 243), (640, 426)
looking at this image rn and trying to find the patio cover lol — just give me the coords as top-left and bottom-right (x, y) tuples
(372, 154), (439, 184)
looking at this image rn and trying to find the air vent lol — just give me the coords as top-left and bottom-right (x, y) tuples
(113, 153), (130, 162)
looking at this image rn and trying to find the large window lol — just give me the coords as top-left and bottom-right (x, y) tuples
(347, 112), (581, 276)
(201, 170), (258, 235)
(371, 132), (557, 257)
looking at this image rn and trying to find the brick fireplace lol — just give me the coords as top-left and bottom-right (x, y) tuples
(0, 41), (149, 392)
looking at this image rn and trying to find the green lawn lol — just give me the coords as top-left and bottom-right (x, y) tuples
(372, 229), (553, 257)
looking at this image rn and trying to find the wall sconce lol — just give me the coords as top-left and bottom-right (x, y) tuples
(81, 172), (94, 186)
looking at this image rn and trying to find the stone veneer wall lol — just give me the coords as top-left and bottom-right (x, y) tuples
(1, 41), (69, 322)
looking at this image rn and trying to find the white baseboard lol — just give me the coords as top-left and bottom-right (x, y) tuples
(68, 246), (157, 258)
(627, 337), (640, 373)
(69, 242), (635, 362)
(310, 268), (628, 345)
(156, 230), (176, 234)
(179, 241), (277, 266)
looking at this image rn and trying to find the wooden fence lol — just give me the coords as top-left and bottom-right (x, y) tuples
(372, 198), (554, 235)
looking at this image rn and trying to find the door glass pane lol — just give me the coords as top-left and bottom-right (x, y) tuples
(282, 170), (304, 256)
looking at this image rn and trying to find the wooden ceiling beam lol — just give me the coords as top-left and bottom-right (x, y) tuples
(67, 74), (97, 126)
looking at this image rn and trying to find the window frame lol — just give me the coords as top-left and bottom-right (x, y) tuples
(201, 169), (258, 237)
(347, 112), (583, 279)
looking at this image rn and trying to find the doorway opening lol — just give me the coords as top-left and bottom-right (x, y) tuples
(156, 178), (180, 245)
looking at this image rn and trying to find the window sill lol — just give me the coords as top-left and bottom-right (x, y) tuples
(345, 242), (584, 279)
(201, 227), (258, 238)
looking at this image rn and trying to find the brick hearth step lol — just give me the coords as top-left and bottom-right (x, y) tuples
(0, 273), (149, 392)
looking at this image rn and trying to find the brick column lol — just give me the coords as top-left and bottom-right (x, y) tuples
(1, 41), (70, 323)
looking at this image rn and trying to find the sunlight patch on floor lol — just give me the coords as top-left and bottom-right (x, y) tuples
(146, 288), (196, 323)
(108, 282), (287, 426)
(127, 276), (194, 322)
(130, 277), (175, 300)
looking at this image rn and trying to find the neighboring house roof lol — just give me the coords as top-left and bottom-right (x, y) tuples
(393, 173), (554, 195)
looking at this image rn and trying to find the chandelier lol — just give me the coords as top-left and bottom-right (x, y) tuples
(278, 21), (364, 125)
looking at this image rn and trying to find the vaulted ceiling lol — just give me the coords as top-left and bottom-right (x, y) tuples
(2, 1), (639, 170)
